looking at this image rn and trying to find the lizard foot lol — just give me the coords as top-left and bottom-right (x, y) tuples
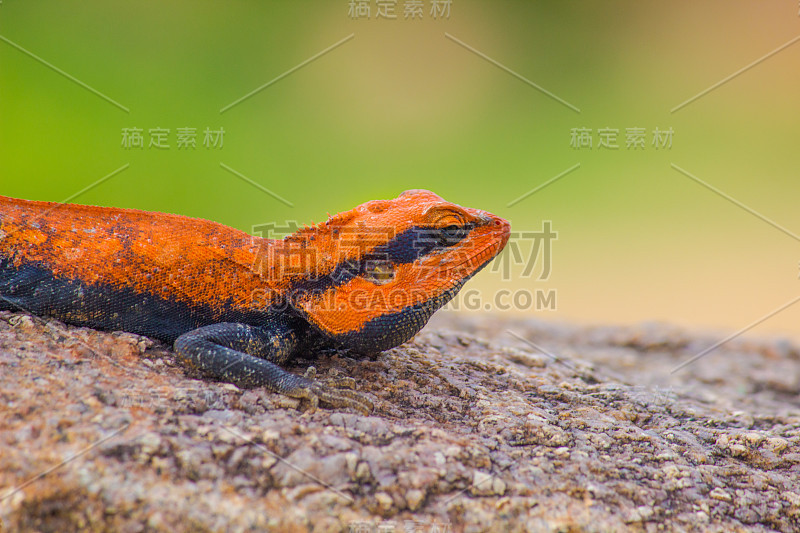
(292, 366), (374, 415)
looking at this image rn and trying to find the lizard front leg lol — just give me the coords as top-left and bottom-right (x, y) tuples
(174, 322), (373, 414)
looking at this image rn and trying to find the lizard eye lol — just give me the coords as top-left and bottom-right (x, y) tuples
(438, 225), (469, 247)
(362, 258), (395, 285)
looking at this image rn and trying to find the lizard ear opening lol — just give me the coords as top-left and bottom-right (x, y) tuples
(362, 258), (395, 285)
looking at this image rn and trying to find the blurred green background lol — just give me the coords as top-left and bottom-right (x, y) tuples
(2, 1), (799, 339)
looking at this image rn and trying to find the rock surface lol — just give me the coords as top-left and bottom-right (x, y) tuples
(1, 310), (798, 532)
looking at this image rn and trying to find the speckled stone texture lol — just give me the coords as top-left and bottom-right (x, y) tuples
(1, 310), (798, 532)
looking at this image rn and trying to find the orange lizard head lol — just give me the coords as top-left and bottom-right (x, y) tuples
(278, 190), (510, 354)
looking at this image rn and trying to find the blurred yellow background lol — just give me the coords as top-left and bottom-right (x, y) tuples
(1, 1), (799, 340)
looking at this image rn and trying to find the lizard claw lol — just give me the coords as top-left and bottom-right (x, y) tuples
(324, 369), (358, 390)
(295, 366), (374, 414)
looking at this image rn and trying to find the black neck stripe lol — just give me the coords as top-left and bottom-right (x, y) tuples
(290, 223), (473, 295)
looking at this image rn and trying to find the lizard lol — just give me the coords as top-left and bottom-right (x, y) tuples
(0, 189), (510, 413)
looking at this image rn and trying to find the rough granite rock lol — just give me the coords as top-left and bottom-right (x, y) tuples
(0, 310), (798, 532)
